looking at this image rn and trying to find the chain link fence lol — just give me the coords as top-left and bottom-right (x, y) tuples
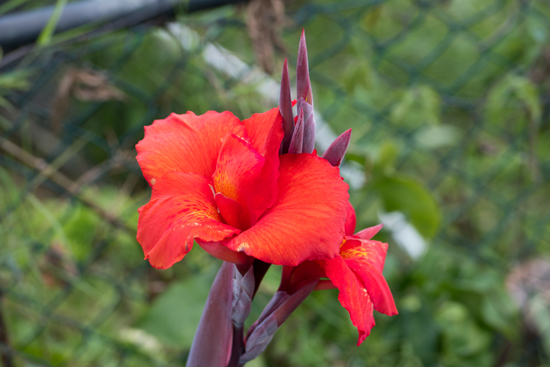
(1, 0), (550, 366)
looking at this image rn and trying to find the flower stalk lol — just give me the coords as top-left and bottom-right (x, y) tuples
(186, 262), (234, 367)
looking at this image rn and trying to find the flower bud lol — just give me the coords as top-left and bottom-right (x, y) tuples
(321, 128), (352, 166)
(279, 58), (294, 153)
(288, 108), (304, 154)
(297, 29), (313, 107)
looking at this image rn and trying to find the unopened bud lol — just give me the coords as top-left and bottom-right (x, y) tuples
(279, 58), (294, 153)
(288, 108), (304, 154)
(297, 29), (313, 107)
(321, 129), (352, 166)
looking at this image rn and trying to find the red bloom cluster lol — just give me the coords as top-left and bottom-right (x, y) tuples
(136, 30), (396, 344)
(284, 204), (398, 345)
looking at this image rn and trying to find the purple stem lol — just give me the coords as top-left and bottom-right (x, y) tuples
(186, 262), (234, 367)
(252, 260), (271, 298)
(238, 280), (318, 365)
(227, 324), (244, 367)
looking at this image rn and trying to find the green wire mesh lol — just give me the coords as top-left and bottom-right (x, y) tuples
(1, 1), (549, 366)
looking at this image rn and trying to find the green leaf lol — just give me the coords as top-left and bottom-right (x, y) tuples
(37, 0), (68, 46)
(480, 290), (518, 339)
(526, 16), (550, 45)
(371, 174), (440, 238)
(62, 204), (101, 261)
(0, 96), (13, 113)
(436, 301), (492, 361)
(510, 76), (541, 124)
(0, 69), (33, 92)
(530, 294), (550, 357)
(417, 85), (441, 125)
(390, 85), (441, 127)
(137, 272), (214, 347)
(414, 125), (461, 150)
(390, 88), (416, 124)
(486, 74), (541, 126)
(342, 61), (373, 94)
(361, 5), (384, 31)
(0, 0), (27, 16)
(375, 141), (399, 173)
(0, 167), (18, 209)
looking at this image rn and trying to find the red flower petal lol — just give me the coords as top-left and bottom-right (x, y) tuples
(323, 256), (375, 345)
(213, 133), (277, 229)
(354, 223), (384, 240)
(340, 238), (387, 272)
(314, 280), (337, 291)
(225, 154), (349, 266)
(242, 108), (284, 209)
(137, 172), (240, 269)
(196, 239), (251, 266)
(214, 193), (242, 229)
(136, 111), (246, 185)
(242, 108), (283, 157)
(291, 261), (327, 282)
(345, 202), (357, 236)
(341, 239), (398, 316)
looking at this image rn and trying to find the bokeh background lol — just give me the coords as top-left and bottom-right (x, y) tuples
(1, 0), (550, 366)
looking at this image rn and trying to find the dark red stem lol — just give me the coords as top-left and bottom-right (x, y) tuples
(252, 260), (270, 298)
(186, 262), (234, 367)
(227, 324), (244, 367)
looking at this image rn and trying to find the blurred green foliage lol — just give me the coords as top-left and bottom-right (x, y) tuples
(1, 0), (550, 366)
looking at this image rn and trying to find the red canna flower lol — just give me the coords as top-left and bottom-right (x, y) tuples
(135, 107), (350, 269)
(284, 203), (398, 345)
(136, 30), (397, 363)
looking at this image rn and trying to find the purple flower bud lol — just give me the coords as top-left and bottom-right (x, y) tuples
(252, 291), (290, 331)
(321, 128), (352, 166)
(272, 280), (317, 326)
(297, 29), (313, 107)
(296, 97), (316, 154)
(295, 97), (311, 119)
(288, 108), (304, 154)
(296, 97), (315, 153)
(240, 280), (317, 364)
(303, 111), (315, 154)
(239, 314), (278, 364)
(279, 58), (294, 154)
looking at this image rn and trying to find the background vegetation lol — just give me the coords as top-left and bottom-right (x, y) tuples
(1, 0), (550, 366)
